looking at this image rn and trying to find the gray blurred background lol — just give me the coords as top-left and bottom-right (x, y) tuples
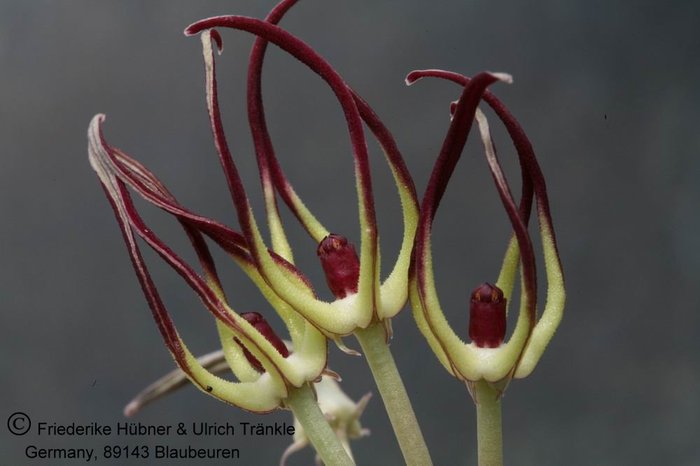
(2, 1), (699, 465)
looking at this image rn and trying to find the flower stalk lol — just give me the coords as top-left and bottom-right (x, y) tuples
(285, 384), (356, 466)
(355, 323), (432, 466)
(283, 374), (371, 465)
(474, 381), (503, 466)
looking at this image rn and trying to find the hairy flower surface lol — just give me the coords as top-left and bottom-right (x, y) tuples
(407, 69), (565, 390)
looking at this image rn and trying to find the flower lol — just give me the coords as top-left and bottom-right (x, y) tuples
(406, 69), (565, 392)
(89, 114), (327, 412)
(183, 0), (420, 343)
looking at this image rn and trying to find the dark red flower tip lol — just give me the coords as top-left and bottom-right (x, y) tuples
(317, 234), (360, 299)
(235, 312), (290, 373)
(471, 282), (505, 304)
(469, 283), (507, 348)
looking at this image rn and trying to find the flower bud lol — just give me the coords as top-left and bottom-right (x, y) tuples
(317, 234), (360, 299)
(468, 283), (506, 348)
(236, 312), (290, 373)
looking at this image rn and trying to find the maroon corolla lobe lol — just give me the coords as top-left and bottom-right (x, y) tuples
(469, 283), (507, 348)
(236, 312), (289, 373)
(317, 234), (360, 299)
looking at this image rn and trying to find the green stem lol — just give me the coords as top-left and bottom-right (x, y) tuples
(355, 322), (433, 466)
(286, 384), (355, 466)
(474, 381), (503, 466)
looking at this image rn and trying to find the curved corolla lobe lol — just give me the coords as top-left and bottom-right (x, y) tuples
(89, 114), (248, 256)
